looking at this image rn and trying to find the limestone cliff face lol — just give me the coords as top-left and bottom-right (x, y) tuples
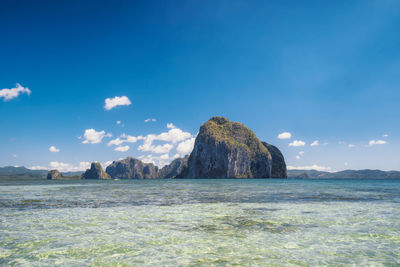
(179, 117), (272, 178)
(105, 157), (158, 179)
(47, 169), (63, 180)
(82, 162), (111, 179)
(159, 156), (189, 178)
(262, 142), (287, 178)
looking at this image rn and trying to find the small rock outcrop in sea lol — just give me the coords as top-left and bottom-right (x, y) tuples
(159, 155), (189, 178)
(262, 142), (287, 178)
(47, 169), (63, 180)
(82, 162), (111, 179)
(105, 157), (159, 179)
(178, 116), (276, 178)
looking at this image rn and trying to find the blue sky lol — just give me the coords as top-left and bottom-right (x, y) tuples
(1, 0), (399, 172)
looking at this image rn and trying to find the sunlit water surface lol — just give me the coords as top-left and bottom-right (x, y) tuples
(1, 179), (399, 266)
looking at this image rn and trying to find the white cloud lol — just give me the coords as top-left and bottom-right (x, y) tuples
(344, 162), (348, 166)
(122, 133), (140, 142)
(338, 141), (345, 145)
(156, 128), (191, 143)
(103, 161), (113, 168)
(310, 140), (319, 147)
(287, 165), (332, 172)
(108, 134), (141, 146)
(114, 145), (130, 152)
(29, 165), (47, 170)
(167, 123), (176, 129)
(81, 129), (111, 144)
(139, 143), (173, 154)
(116, 121), (124, 127)
(12, 154), (17, 158)
(160, 154), (169, 160)
(296, 151), (304, 160)
(138, 155), (157, 166)
(49, 161), (91, 172)
(138, 155), (159, 166)
(108, 123), (194, 166)
(137, 126), (192, 154)
(0, 83), (31, 101)
(383, 134), (389, 137)
(369, 140), (387, 146)
(108, 137), (124, 146)
(154, 144), (174, 153)
(145, 118), (157, 123)
(138, 153), (173, 168)
(104, 96), (131, 110)
(277, 132), (291, 139)
(176, 137), (195, 157)
(288, 140), (305, 147)
(49, 146), (60, 153)
(348, 144), (355, 148)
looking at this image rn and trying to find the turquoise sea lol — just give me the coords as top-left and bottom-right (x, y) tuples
(1, 179), (399, 266)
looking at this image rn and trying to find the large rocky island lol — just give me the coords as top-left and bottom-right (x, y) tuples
(178, 116), (284, 178)
(46, 116), (288, 179)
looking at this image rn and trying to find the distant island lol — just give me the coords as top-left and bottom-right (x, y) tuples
(1, 116), (399, 180)
(0, 166), (83, 180)
(2, 166), (400, 180)
(288, 169), (400, 179)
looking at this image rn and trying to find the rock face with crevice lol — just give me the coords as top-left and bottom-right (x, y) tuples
(105, 157), (158, 179)
(178, 117), (278, 178)
(82, 162), (111, 179)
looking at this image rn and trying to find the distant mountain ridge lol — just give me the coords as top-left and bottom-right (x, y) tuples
(0, 166), (47, 176)
(2, 166), (400, 180)
(288, 169), (400, 179)
(0, 166), (83, 177)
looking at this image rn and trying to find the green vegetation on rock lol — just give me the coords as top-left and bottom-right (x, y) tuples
(82, 162), (111, 179)
(201, 117), (270, 160)
(180, 116), (278, 178)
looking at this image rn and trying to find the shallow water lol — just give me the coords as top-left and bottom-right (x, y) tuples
(1, 179), (399, 266)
